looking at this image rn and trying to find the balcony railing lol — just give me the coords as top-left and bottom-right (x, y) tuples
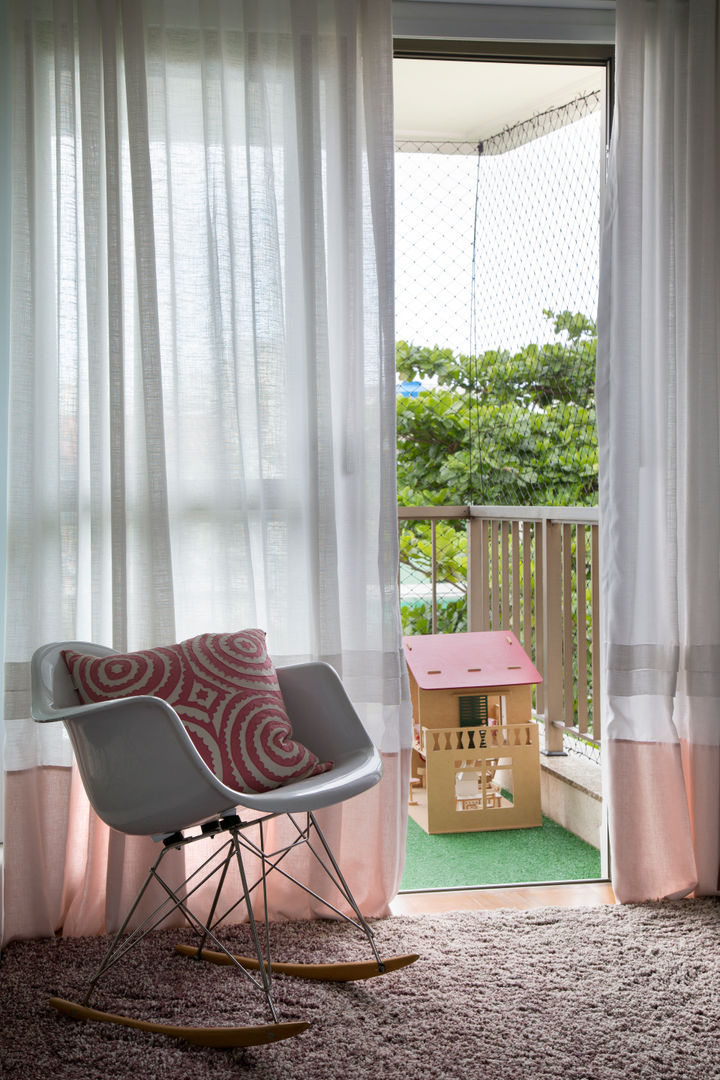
(398, 505), (601, 756)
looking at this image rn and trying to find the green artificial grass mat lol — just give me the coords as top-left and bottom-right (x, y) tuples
(400, 813), (601, 890)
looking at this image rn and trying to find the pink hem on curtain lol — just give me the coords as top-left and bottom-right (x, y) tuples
(2, 751), (408, 945)
(607, 739), (720, 903)
(679, 741), (720, 897)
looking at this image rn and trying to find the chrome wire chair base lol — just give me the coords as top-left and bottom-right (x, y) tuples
(56, 810), (417, 1046)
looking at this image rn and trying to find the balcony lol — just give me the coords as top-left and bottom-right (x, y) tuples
(394, 59), (605, 865)
(399, 503), (602, 854)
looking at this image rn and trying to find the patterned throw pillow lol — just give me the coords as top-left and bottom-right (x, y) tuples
(62, 629), (332, 794)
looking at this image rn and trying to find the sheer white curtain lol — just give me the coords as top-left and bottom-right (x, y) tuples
(3, 0), (411, 943)
(597, 0), (720, 901)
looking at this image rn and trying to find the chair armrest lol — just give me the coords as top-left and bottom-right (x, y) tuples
(276, 661), (375, 760)
(31, 694), (167, 723)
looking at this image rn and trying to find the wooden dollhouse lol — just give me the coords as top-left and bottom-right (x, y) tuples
(403, 630), (543, 834)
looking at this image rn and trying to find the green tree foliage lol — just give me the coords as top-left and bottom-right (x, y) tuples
(397, 312), (598, 636)
(396, 310), (598, 509)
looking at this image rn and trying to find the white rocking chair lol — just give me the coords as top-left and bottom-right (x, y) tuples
(31, 641), (417, 1047)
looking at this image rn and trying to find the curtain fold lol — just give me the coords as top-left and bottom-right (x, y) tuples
(3, 0), (411, 944)
(597, 0), (720, 902)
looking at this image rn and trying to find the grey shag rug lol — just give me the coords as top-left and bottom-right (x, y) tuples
(1, 900), (719, 1080)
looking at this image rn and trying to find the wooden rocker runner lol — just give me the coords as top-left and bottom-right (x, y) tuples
(31, 642), (419, 1047)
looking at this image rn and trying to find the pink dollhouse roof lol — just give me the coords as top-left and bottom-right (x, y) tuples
(403, 630), (542, 690)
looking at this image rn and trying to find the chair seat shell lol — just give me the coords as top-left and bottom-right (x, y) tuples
(31, 642), (383, 836)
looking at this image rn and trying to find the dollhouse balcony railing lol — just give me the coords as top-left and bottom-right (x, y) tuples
(398, 504), (601, 757)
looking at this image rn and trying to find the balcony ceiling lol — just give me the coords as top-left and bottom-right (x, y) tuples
(393, 58), (604, 144)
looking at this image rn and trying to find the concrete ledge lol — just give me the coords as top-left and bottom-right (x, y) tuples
(540, 753), (602, 849)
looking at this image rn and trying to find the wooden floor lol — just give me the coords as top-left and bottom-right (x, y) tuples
(389, 880), (616, 915)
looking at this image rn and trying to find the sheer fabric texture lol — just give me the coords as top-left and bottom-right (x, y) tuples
(597, 0), (720, 901)
(3, 0), (411, 943)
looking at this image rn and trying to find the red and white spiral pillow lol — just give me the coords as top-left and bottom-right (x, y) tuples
(62, 629), (331, 794)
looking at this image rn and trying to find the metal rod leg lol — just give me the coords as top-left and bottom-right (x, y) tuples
(83, 847), (168, 1004)
(258, 820), (273, 980)
(231, 831), (279, 1023)
(194, 843), (235, 956)
(307, 811), (385, 971)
